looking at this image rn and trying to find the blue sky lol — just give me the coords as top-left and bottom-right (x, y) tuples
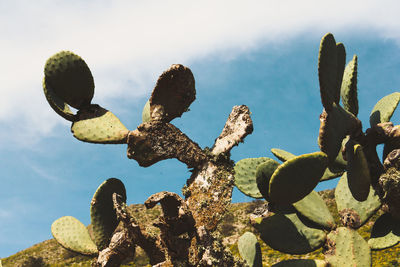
(2, 0), (400, 258)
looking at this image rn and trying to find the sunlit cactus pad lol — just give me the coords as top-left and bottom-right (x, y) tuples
(234, 157), (272, 198)
(238, 232), (262, 267)
(255, 159), (280, 200)
(253, 209), (326, 254)
(142, 100), (151, 123)
(44, 51), (94, 109)
(90, 178), (126, 250)
(335, 173), (381, 229)
(369, 92), (400, 127)
(51, 216), (98, 255)
(326, 227), (371, 267)
(340, 55), (358, 116)
(71, 105), (129, 144)
(150, 64), (195, 122)
(293, 190), (335, 230)
(268, 152), (328, 205)
(368, 213), (400, 250)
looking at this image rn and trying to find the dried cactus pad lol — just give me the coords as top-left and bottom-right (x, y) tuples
(340, 55), (358, 116)
(318, 33), (339, 110)
(238, 232), (262, 267)
(293, 190), (335, 230)
(368, 213), (400, 250)
(90, 178), (126, 250)
(256, 159), (280, 201)
(254, 210), (326, 254)
(43, 77), (76, 121)
(370, 92), (400, 127)
(51, 216), (98, 255)
(150, 64), (195, 122)
(269, 152), (328, 205)
(234, 157), (271, 198)
(44, 51), (94, 109)
(335, 173), (381, 229)
(272, 259), (328, 267)
(326, 227), (371, 267)
(71, 105), (129, 144)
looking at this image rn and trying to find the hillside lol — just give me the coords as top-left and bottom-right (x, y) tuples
(2, 190), (400, 266)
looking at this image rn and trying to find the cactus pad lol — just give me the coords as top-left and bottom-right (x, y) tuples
(271, 148), (296, 162)
(234, 157), (271, 198)
(90, 178), (126, 250)
(293, 190), (335, 230)
(346, 143), (371, 201)
(335, 173), (381, 229)
(44, 51), (94, 109)
(149, 64), (195, 122)
(238, 232), (262, 267)
(255, 159), (280, 201)
(368, 213), (400, 250)
(43, 78), (76, 121)
(71, 105), (129, 144)
(325, 227), (371, 267)
(142, 100), (151, 123)
(272, 259), (328, 267)
(51, 216), (98, 255)
(340, 55), (358, 116)
(370, 92), (400, 127)
(268, 152), (328, 205)
(254, 208), (326, 254)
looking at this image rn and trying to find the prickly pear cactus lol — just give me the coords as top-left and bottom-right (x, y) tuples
(238, 232), (262, 267)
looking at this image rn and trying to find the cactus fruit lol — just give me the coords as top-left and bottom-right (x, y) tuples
(340, 55), (358, 116)
(44, 51), (94, 109)
(253, 207), (326, 254)
(335, 173), (381, 229)
(369, 92), (400, 127)
(238, 232), (262, 267)
(268, 152), (328, 205)
(71, 105), (129, 144)
(51, 216), (98, 255)
(325, 227), (371, 267)
(272, 259), (328, 267)
(368, 213), (400, 250)
(293, 190), (335, 230)
(90, 178), (126, 250)
(149, 64), (195, 122)
(234, 157), (272, 198)
(255, 159), (280, 200)
(346, 143), (371, 201)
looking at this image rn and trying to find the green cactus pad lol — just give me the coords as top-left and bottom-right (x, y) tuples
(142, 100), (151, 123)
(271, 148), (343, 181)
(254, 209), (326, 254)
(318, 102), (359, 164)
(44, 51), (94, 109)
(90, 178), (126, 250)
(346, 143), (371, 201)
(272, 259), (328, 267)
(368, 213), (400, 250)
(268, 152), (328, 205)
(335, 173), (381, 229)
(256, 159), (280, 201)
(325, 227), (371, 267)
(238, 232), (262, 267)
(340, 55), (358, 116)
(318, 33), (339, 110)
(335, 43), (346, 103)
(150, 64), (195, 122)
(51, 216), (98, 255)
(370, 92), (400, 127)
(71, 105), (129, 144)
(293, 190), (335, 230)
(43, 77), (77, 121)
(234, 157), (271, 198)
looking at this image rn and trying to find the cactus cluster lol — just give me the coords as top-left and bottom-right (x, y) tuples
(51, 178), (126, 255)
(235, 33), (400, 266)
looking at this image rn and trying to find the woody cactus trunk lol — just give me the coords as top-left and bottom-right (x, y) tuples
(43, 52), (252, 266)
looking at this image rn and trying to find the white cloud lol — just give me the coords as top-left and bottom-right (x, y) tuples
(1, 0), (400, 146)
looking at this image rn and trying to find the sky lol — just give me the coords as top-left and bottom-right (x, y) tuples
(2, 0), (400, 258)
